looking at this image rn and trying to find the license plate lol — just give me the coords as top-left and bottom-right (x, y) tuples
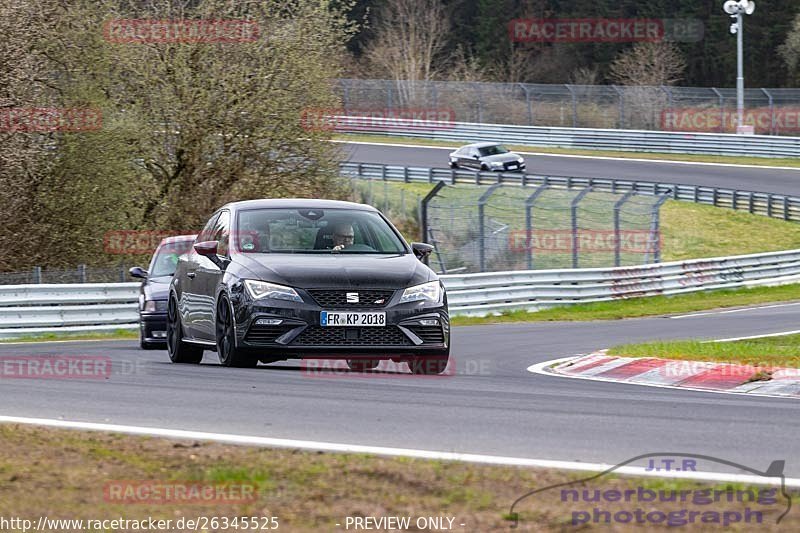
(320, 311), (386, 327)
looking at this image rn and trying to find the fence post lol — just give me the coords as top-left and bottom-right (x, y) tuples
(712, 87), (725, 133)
(478, 184), (502, 272)
(571, 187), (592, 269)
(419, 181), (446, 244)
(525, 184), (550, 270)
(566, 84), (578, 128)
(521, 83), (533, 125)
(32, 266), (42, 284)
(613, 191), (635, 267)
(762, 88), (774, 135)
(650, 194), (671, 263)
(78, 264), (86, 283)
(612, 85), (624, 128)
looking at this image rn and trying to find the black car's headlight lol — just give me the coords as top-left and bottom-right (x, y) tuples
(244, 280), (302, 303)
(399, 281), (442, 304)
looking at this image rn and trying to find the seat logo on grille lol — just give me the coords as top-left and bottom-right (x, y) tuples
(346, 292), (359, 303)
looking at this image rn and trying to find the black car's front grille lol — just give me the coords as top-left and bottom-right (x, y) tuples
(406, 325), (445, 344)
(307, 289), (394, 308)
(245, 324), (295, 344)
(503, 161), (522, 171)
(291, 326), (411, 346)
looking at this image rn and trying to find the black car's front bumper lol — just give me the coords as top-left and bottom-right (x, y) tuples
(230, 288), (449, 357)
(140, 312), (168, 344)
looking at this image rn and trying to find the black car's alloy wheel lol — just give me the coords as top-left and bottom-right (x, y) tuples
(216, 298), (257, 368)
(166, 296), (203, 364)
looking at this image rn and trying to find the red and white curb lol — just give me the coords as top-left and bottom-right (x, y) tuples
(530, 350), (800, 399)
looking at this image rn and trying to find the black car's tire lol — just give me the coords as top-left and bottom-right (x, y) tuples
(347, 358), (380, 371)
(216, 297), (257, 368)
(480, 164), (489, 171)
(166, 296), (203, 364)
(407, 354), (450, 375)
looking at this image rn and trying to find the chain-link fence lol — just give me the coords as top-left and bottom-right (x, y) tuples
(421, 183), (667, 273)
(0, 265), (138, 285)
(336, 79), (800, 135)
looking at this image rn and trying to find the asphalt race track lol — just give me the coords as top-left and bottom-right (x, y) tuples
(2, 141), (800, 479)
(340, 142), (800, 196)
(2, 303), (799, 476)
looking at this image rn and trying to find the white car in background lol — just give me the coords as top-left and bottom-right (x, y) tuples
(448, 142), (526, 172)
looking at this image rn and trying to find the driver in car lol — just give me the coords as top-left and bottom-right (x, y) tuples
(331, 222), (355, 251)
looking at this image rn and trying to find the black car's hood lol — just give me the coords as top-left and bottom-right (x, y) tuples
(142, 275), (172, 300)
(233, 253), (434, 289)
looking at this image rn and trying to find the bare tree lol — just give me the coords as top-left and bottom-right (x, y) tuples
(609, 42), (686, 130)
(779, 13), (800, 82)
(361, 0), (451, 106)
(0, 0), (356, 269)
(609, 42), (686, 87)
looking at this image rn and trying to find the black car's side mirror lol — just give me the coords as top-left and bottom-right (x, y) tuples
(129, 266), (148, 279)
(194, 240), (227, 269)
(473, 155), (480, 159)
(411, 242), (434, 261)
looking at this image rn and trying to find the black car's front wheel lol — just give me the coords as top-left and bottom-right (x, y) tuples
(166, 296), (203, 364)
(216, 297), (257, 368)
(407, 354), (450, 375)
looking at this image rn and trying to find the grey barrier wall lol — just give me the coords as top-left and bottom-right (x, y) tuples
(2, 248), (799, 337)
(333, 115), (800, 158)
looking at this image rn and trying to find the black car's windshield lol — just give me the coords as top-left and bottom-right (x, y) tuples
(478, 144), (509, 156)
(236, 208), (407, 254)
(149, 240), (194, 277)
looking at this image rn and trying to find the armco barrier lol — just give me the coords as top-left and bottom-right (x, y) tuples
(339, 163), (800, 222)
(333, 116), (800, 158)
(1, 249), (799, 337)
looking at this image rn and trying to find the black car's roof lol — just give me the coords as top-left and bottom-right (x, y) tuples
(221, 198), (378, 212)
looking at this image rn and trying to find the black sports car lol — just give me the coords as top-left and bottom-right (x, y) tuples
(129, 234), (197, 349)
(167, 199), (450, 374)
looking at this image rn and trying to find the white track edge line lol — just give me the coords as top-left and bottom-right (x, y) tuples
(670, 302), (800, 319)
(1, 414), (797, 487)
(707, 330), (800, 342)
(528, 356), (800, 402)
(335, 140), (800, 171)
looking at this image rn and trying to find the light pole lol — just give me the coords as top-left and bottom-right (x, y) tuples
(723, 0), (756, 133)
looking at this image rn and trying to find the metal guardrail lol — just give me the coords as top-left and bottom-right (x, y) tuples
(334, 116), (800, 158)
(340, 163), (800, 222)
(1, 248), (799, 336)
(336, 79), (800, 135)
